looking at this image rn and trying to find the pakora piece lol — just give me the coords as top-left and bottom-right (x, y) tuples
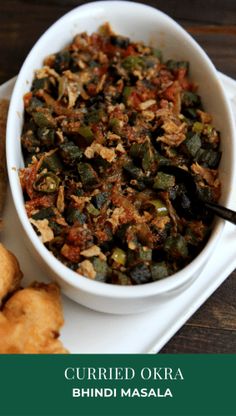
(0, 243), (23, 303)
(0, 282), (68, 354)
(0, 99), (9, 226)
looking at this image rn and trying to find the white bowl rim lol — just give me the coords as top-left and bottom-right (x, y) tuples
(6, 0), (235, 300)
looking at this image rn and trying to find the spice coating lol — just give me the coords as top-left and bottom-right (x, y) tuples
(20, 24), (221, 285)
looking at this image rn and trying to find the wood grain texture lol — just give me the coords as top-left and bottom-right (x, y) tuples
(0, 0), (236, 353)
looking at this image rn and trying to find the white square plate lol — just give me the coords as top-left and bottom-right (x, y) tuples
(1, 73), (236, 353)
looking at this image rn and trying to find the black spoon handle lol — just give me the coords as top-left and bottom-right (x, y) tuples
(205, 201), (236, 225)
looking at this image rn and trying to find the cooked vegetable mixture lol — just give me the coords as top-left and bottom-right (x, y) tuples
(20, 24), (221, 285)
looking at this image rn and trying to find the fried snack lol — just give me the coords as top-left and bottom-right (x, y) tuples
(0, 244), (67, 353)
(0, 243), (23, 303)
(0, 282), (68, 354)
(0, 99), (9, 224)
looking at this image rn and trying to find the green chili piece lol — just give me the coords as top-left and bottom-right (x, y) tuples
(86, 203), (100, 216)
(153, 172), (175, 190)
(149, 199), (168, 216)
(192, 121), (204, 134)
(34, 172), (60, 193)
(111, 247), (126, 265)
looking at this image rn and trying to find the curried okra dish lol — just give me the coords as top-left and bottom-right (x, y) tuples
(20, 24), (221, 285)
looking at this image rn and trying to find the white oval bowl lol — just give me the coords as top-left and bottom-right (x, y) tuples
(6, 1), (236, 314)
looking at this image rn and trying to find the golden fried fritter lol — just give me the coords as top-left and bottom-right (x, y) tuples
(0, 99), (9, 224)
(0, 282), (68, 354)
(0, 243), (23, 303)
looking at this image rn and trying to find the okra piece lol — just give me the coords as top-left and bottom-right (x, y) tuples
(153, 172), (175, 190)
(32, 207), (55, 220)
(37, 127), (55, 148)
(151, 262), (169, 281)
(32, 109), (55, 128)
(195, 148), (221, 168)
(92, 257), (108, 282)
(123, 161), (143, 180)
(77, 162), (99, 187)
(66, 208), (87, 225)
(127, 245), (152, 266)
(41, 152), (63, 173)
(164, 235), (188, 259)
(182, 133), (201, 157)
(60, 141), (83, 165)
(129, 263), (152, 284)
(32, 77), (50, 92)
(91, 192), (109, 209)
(181, 91), (201, 108)
(112, 271), (132, 285)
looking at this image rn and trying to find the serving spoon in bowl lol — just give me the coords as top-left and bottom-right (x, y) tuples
(159, 165), (236, 225)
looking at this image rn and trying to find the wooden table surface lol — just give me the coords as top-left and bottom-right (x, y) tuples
(0, 0), (236, 353)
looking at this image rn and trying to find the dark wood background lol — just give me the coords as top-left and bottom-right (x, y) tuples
(0, 0), (236, 352)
